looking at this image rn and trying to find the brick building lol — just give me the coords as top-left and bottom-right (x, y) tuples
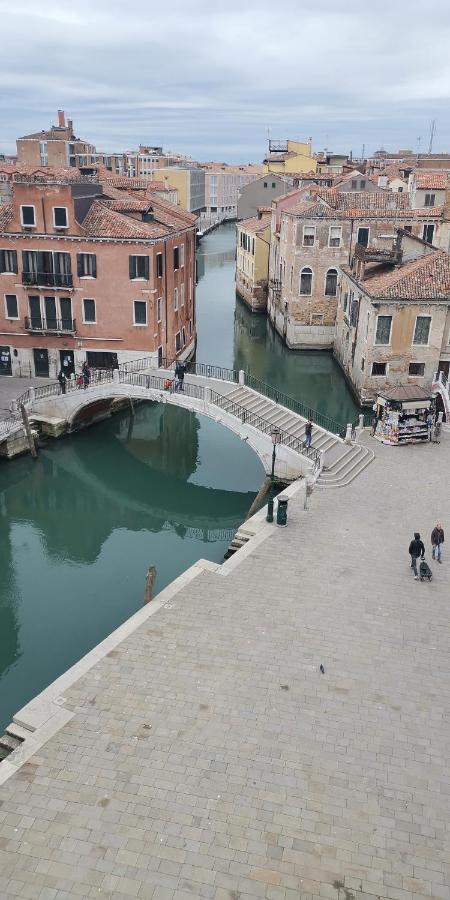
(334, 232), (450, 403)
(16, 111), (95, 170)
(268, 188), (445, 350)
(0, 175), (197, 378)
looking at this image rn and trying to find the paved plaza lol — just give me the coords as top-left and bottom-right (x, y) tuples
(0, 431), (449, 899)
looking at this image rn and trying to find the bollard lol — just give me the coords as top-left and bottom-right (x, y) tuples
(239, 370), (245, 386)
(276, 496), (288, 527)
(358, 413), (364, 430)
(345, 423), (352, 444)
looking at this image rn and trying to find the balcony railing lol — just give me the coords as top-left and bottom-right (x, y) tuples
(22, 271), (73, 288)
(24, 316), (76, 334)
(269, 278), (282, 297)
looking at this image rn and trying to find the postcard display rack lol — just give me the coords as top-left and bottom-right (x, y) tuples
(374, 395), (431, 445)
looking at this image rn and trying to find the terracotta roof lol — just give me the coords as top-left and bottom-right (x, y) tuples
(80, 201), (171, 239)
(144, 194), (197, 228)
(345, 250), (450, 300)
(414, 171), (448, 190)
(288, 189), (443, 220)
(0, 205), (12, 229)
(102, 198), (151, 213)
(0, 164), (85, 180)
(378, 384), (432, 402)
(238, 214), (271, 234)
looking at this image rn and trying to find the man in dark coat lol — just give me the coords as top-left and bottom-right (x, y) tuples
(409, 532), (425, 579)
(431, 523), (444, 563)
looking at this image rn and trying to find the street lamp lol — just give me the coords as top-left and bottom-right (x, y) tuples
(266, 426), (281, 523)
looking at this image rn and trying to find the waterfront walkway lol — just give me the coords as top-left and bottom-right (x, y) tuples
(0, 433), (449, 899)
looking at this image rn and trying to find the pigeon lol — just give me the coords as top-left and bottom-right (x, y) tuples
(319, 664), (325, 674)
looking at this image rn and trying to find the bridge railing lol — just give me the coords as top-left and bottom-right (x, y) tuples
(244, 373), (345, 436)
(119, 371), (205, 401)
(210, 390), (322, 473)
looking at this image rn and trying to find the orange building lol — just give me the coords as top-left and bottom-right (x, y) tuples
(0, 174), (197, 378)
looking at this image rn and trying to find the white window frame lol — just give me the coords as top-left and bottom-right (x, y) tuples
(174, 287), (178, 311)
(302, 225), (315, 247)
(374, 314), (392, 346)
(82, 298), (96, 324)
(156, 252), (163, 278)
(175, 330), (181, 352)
(181, 283), (185, 306)
(413, 315), (432, 346)
(133, 299), (147, 326)
(422, 223), (435, 244)
(328, 225), (342, 248)
(130, 254), (149, 281)
(53, 207), (68, 229)
(4, 293), (19, 320)
(78, 252), (96, 278)
(299, 267), (313, 296)
(156, 297), (162, 323)
(20, 204), (36, 227)
(180, 244), (185, 268)
(371, 361), (388, 376)
(189, 277), (192, 301)
(173, 246), (179, 271)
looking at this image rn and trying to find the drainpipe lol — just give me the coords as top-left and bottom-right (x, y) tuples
(164, 238), (169, 364)
(348, 217), (354, 264)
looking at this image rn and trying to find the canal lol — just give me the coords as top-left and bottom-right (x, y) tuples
(0, 223), (358, 732)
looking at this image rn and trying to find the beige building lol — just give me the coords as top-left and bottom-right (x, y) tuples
(152, 166), (205, 214)
(236, 213), (271, 312)
(333, 232), (450, 404)
(408, 170), (448, 209)
(268, 188), (445, 350)
(263, 140), (316, 175)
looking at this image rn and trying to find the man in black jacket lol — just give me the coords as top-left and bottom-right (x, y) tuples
(409, 532), (425, 579)
(431, 523), (444, 563)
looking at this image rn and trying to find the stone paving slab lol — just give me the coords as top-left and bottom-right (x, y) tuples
(0, 433), (449, 899)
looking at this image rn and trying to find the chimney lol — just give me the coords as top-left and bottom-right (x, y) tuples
(67, 119), (73, 134)
(58, 109), (65, 127)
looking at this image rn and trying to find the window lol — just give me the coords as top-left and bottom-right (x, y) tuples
(189, 277), (192, 301)
(351, 179), (357, 189)
(133, 300), (147, 325)
(83, 298), (96, 323)
(422, 223), (435, 244)
(129, 255), (149, 280)
(53, 207), (68, 228)
(39, 141), (48, 166)
(375, 315), (392, 345)
(413, 315), (431, 345)
(343, 291), (348, 312)
(329, 226), (342, 248)
(361, 358), (365, 371)
(424, 193), (435, 207)
(0, 249), (17, 273)
(360, 179), (366, 189)
(371, 362), (387, 375)
(173, 247), (179, 270)
(300, 267), (312, 295)
(272, 182), (276, 188)
(404, 225), (412, 233)
(357, 227), (369, 248)
(409, 362), (425, 376)
(156, 297), (162, 322)
(303, 226), (315, 247)
(20, 205), (36, 227)
(181, 283), (185, 306)
(77, 253), (97, 278)
(175, 331), (181, 352)
(156, 252), (163, 278)
(263, 182), (268, 188)
(5, 294), (18, 319)
(174, 287), (178, 310)
(180, 244), (185, 267)
(398, 186), (404, 193)
(325, 268), (338, 296)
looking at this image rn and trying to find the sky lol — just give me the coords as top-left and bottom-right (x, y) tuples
(1, 0), (450, 163)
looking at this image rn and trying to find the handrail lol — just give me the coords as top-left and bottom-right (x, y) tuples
(210, 389), (322, 473)
(245, 372), (345, 435)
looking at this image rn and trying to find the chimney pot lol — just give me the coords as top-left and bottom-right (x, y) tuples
(58, 109), (65, 127)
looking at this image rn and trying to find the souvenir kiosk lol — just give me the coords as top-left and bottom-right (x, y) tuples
(373, 385), (434, 445)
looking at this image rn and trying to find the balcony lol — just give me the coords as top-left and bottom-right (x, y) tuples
(22, 271), (73, 289)
(24, 316), (76, 334)
(269, 278), (282, 298)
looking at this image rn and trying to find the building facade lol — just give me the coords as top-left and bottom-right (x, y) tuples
(152, 167), (205, 214)
(202, 164), (264, 218)
(0, 176), (197, 378)
(237, 174), (292, 220)
(16, 111), (95, 170)
(235, 214), (271, 313)
(263, 140), (316, 175)
(334, 235), (450, 403)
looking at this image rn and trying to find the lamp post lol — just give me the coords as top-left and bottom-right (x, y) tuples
(266, 427), (281, 523)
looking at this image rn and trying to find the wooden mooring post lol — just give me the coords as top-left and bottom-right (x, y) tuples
(144, 566), (157, 604)
(19, 404), (37, 459)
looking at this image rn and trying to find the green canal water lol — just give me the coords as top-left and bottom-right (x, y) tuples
(0, 223), (358, 731)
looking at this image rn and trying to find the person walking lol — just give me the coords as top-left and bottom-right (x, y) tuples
(178, 362), (186, 392)
(57, 368), (67, 395)
(409, 532), (425, 579)
(303, 420), (312, 449)
(431, 523), (444, 563)
(426, 410), (434, 441)
(82, 361), (91, 389)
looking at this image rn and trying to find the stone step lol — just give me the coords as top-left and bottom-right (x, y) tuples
(5, 722), (30, 741)
(322, 445), (364, 478)
(0, 733), (22, 754)
(317, 447), (374, 487)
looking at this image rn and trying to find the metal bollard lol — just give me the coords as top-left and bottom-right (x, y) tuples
(276, 496), (288, 527)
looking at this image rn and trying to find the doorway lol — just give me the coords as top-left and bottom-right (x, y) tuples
(59, 349), (75, 375)
(357, 227), (369, 248)
(33, 348), (49, 377)
(438, 360), (450, 378)
(0, 346), (12, 376)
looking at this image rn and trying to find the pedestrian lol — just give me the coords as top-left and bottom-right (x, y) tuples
(174, 360), (181, 391)
(303, 420), (312, 449)
(178, 362), (186, 392)
(409, 531), (425, 580)
(431, 523), (444, 563)
(57, 368), (67, 395)
(371, 415), (378, 437)
(82, 361), (91, 389)
(426, 409), (434, 441)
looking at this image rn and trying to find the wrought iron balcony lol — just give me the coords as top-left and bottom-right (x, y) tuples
(22, 271), (73, 289)
(269, 278), (282, 297)
(24, 316), (76, 334)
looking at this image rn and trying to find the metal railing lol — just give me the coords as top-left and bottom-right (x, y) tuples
(210, 390), (322, 473)
(185, 361), (239, 382)
(25, 316), (76, 333)
(22, 272), (73, 288)
(119, 370), (205, 401)
(245, 373), (345, 435)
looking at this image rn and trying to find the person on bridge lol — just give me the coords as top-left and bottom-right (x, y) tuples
(175, 362), (186, 392)
(431, 523), (444, 563)
(57, 369), (67, 395)
(409, 532), (425, 580)
(303, 420), (312, 449)
(82, 361), (91, 389)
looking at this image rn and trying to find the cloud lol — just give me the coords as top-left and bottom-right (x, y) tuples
(1, 0), (450, 160)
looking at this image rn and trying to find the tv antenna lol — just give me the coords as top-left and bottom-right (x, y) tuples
(428, 119), (436, 154)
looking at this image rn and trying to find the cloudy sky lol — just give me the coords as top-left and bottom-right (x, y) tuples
(1, 0), (450, 163)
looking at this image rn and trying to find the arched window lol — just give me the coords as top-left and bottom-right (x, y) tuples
(325, 268), (338, 296)
(300, 267), (312, 295)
